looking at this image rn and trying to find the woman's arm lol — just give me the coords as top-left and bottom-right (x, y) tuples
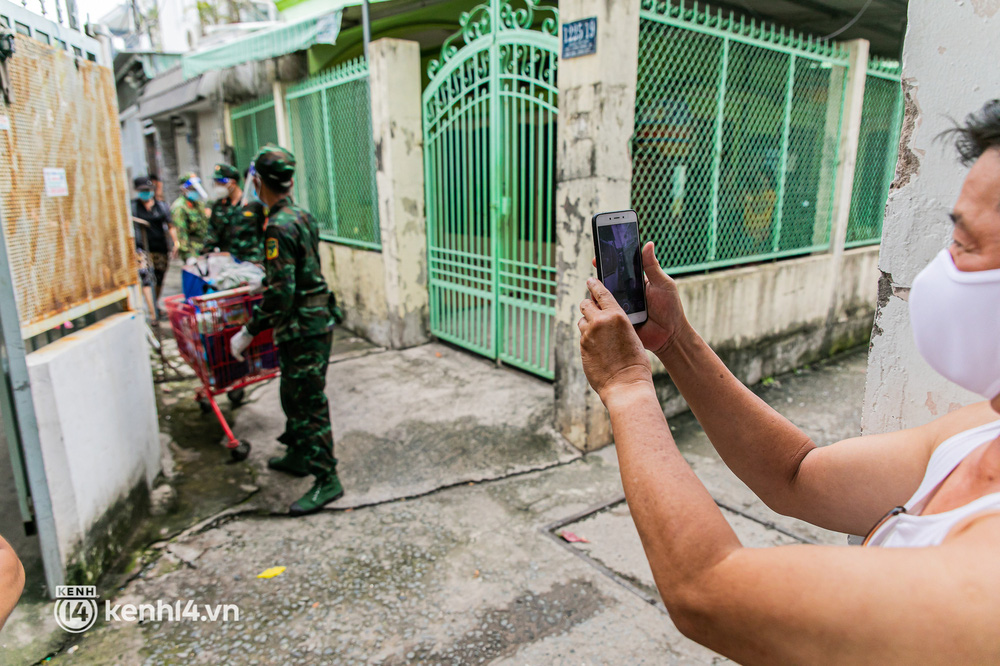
(631, 244), (943, 535)
(580, 279), (1000, 664)
(654, 321), (951, 534)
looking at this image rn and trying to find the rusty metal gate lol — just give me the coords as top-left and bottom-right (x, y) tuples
(0, 34), (136, 339)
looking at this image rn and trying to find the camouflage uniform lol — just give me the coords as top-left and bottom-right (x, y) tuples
(228, 202), (266, 264)
(171, 172), (211, 260)
(207, 164), (265, 262)
(245, 146), (338, 490)
(207, 195), (237, 253)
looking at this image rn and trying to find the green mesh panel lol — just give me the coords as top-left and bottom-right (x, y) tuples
(253, 107), (279, 153)
(285, 57), (380, 249)
(288, 91), (334, 228)
(847, 63), (903, 247)
(231, 114), (255, 175)
(634, 2), (849, 275)
(230, 95), (277, 174)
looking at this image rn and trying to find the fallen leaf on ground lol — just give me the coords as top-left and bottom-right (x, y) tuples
(558, 531), (589, 544)
(435, 352), (442, 358)
(256, 566), (286, 579)
(473, 570), (480, 578)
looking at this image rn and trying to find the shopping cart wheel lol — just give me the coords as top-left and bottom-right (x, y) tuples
(230, 441), (251, 462)
(198, 397), (212, 413)
(227, 388), (246, 406)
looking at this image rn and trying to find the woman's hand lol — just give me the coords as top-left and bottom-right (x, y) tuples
(579, 278), (653, 402)
(591, 242), (690, 357)
(634, 242), (690, 356)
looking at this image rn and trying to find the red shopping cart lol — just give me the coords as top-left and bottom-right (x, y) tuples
(164, 287), (279, 461)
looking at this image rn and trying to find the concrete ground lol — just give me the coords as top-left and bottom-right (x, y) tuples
(0, 262), (869, 664)
(0, 333), (867, 664)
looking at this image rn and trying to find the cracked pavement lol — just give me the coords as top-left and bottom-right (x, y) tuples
(1, 302), (867, 664)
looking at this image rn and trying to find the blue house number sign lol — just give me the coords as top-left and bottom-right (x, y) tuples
(562, 17), (597, 59)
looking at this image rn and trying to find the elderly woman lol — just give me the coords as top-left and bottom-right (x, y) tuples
(578, 100), (1000, 664)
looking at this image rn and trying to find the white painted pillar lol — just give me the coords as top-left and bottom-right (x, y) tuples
(823, 39), (868, 327)
(222, 104), (233, 147)
(863, 3), (1000, 435)
(828, 39), (870, 257)
(812, 65), (846, 247)
(272, 80), (289, 147)
(553, 0), (640, 452)
(369, 38), (429, 348)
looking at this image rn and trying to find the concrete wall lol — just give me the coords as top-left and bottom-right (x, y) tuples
(862, 1), (1000, 435)
(324, 243), (391, 344)
(320, 38), (429, 350)
(368, 38), (428, 349)
(553, 0), (640, 451)
(174, 113), (200, 179)
(119, 107), (148, 186)
(656, 247), (879, 414)
(26, 312), (160, 583)
(196, 109), (226, 182)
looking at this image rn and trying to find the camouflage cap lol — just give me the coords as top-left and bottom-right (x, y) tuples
(177, 172), (200, 188)
(253, 144), (296, 191)
(213, 163), (240, 181)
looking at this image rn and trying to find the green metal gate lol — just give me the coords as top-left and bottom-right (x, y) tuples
(423, 0), (558, 379)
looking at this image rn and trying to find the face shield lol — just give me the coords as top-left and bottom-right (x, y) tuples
(182, 175), (208, 201)
(240, 162), (258, 208)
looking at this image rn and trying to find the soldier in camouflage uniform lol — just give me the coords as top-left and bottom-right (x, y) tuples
(234, 199), (267, 263)
(170, 172), (211, 261)
(229, 144), (342, 515)
(207, 163), (240, 251)
(208, 164), (266, 262)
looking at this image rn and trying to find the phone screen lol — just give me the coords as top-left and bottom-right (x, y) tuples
(596, 219), (645, 316)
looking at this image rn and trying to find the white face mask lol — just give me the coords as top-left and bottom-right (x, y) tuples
(910, 248), (1000, 399)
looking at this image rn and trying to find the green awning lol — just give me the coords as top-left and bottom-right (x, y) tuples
(181, 11), (343, 80)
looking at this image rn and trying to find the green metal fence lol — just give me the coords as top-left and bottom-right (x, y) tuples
(230, 94), (278, 176)
(285, 57), (380, 249)
(846, 58), (904, 247)
(633, 1), (851, 275)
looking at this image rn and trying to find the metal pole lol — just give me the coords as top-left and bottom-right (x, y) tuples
(0, 205), (63, 594)
(489, 0), (500, 360)
(361, 0), (371, 59)
(773, 54), (796, 253)
(708, 37), (729, 263)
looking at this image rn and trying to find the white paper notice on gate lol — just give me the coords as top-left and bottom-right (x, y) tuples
(43, 168), (69, 197)
(0, 116), (9, 131)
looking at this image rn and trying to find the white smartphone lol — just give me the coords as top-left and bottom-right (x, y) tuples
(591, 209), (648, 326)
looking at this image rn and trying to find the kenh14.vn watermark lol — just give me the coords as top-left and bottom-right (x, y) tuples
(54, 586), (240, 634)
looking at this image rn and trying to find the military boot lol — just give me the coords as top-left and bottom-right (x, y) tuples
(267, 451), (310, 477)
(289, 474), (344, 516)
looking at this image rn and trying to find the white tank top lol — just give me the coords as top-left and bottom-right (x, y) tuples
(865, 419), (1000, 548)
